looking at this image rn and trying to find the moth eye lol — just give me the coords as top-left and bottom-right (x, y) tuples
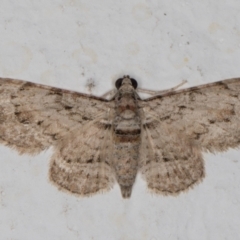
(130, 78), (138, 89)
(115, 77), (138, 89)
(115, 78), (123, 89)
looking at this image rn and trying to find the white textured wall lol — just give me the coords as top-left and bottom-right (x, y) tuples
(0, 1), (240, 239)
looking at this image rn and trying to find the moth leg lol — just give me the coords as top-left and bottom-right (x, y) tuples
(101, 89), (117, 99)
(137, 80), (187, 96)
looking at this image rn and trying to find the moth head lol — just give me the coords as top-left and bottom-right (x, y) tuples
(115, 76), (138, 89)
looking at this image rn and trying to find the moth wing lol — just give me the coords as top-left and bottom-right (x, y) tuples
(139, 122), (204, 195)
(143, 78), (240, 152)
(0, 78), (110, 154)
(50, 119), (115, 196)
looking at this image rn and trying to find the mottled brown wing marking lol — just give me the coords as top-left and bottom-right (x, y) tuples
(143, 78), (240, 152)
(0, 78), (110, 154)
(50, 119), (115, 196)
(140, 121), (204, 195)
(2, 76), (240, 198)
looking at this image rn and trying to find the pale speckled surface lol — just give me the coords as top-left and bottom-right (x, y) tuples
(0, 0), (240, 239)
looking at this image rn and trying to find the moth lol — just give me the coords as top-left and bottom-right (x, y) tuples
(0, 76), (240, 198)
